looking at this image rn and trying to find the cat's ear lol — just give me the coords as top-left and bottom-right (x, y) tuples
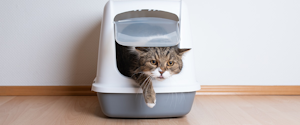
(178, 48), (191, 56)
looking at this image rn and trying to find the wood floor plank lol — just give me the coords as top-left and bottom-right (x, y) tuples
(0, 96), (15, 106)
(196, 96), (241, 125)
(9, 96), (61, 125)
(240, 96), (299, 125)
(266, 96), (300, 124)
(0, 96), (35, 125)
(1, 96), (300, 125)
(31, 96), (81, 125)
(229, 96), (279, 125)
(268, 96), (300, 113)
(52, 96), (102, 125)
(185, 96), (221, 125)
(210, 96), (263, 125)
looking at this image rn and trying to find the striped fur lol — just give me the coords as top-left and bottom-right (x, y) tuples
(116, 43), (189, 108)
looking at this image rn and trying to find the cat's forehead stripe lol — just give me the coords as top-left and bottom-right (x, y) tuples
(154, 52), (159, 59)
(155, 49), (160, 58)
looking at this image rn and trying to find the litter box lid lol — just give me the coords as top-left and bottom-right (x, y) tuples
(114, 17), (180, 47)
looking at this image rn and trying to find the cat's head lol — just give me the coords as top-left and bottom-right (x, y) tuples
(134, 46), (190, 81)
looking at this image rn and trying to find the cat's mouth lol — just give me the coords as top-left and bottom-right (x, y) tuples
(157, 76), (165, 80)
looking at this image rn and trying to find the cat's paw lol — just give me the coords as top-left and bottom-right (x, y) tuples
(146, 99), (156, 108)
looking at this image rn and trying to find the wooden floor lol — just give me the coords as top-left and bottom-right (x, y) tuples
(1, 96), (300, 125)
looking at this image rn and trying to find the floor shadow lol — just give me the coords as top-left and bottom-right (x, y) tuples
(92, 96), (109, 118)
(64, 96), (108, 118)
(92, 97), (108, 118)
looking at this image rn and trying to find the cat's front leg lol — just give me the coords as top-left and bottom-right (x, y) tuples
(134, 74), (156, 108)
(141, 78), (156, 108)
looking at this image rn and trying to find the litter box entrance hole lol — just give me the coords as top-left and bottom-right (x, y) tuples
(114, 10), (180, 77)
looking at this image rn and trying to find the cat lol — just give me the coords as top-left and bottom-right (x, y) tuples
(116, 42), (190, 108)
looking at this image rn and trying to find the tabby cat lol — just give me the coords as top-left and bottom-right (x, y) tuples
(116, 42), (190, 108)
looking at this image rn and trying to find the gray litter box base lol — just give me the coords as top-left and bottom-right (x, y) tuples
(97, 92), (196, 118)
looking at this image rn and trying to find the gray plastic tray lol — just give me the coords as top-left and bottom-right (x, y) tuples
(97, 92), (195, 118)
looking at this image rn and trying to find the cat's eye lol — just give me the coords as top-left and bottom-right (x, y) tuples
(150, 60), (157, 65)
(167, 61), (174, 66)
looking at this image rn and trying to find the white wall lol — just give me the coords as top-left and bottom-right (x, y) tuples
(1, 0), (299, 86)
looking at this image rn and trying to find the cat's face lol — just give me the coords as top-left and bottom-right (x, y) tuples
(134, 46), (190, 81)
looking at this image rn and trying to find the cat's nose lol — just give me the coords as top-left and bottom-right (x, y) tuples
(159, 71), (165, 75)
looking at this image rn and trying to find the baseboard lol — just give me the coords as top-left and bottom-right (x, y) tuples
(0, 86), (95, 96)
(0, 85), (300, 96)
(196, 85), (300, 95)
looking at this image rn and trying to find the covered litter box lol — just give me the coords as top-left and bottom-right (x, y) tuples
(92, 0), (200, 118)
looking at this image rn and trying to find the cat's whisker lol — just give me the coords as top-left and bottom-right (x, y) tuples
(131, 73), (146, 82)
(137, 74), (144, 81)
(130, 71), (144, 78)
(145, 76), (154, 101)
(140, 76), (147, 88)
(145, 78), (151, 92)
(141, 81), (147, 90)
(145, 78), (151, 98)
(140, 79), (147, 89)
(140, 75), (151, 89)
(133, 68), (141, 73)
(141, 77), (150, 93)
